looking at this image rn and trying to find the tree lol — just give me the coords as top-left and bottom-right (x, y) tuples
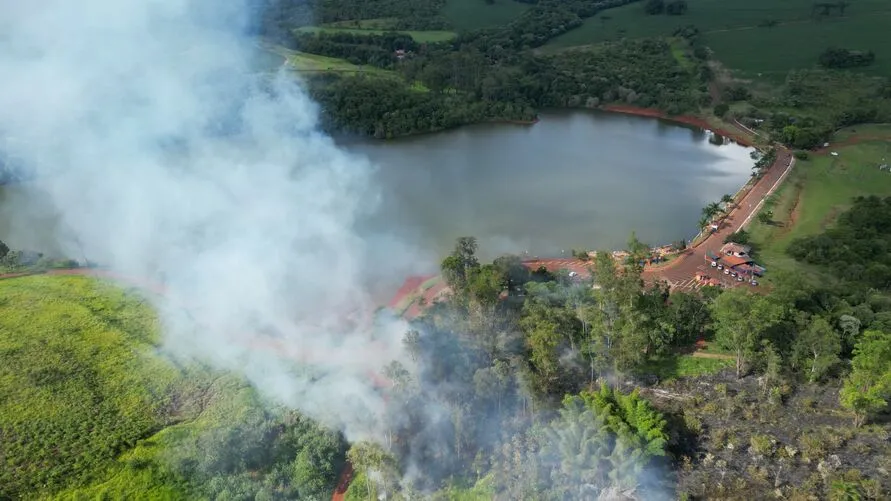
(441, 236), (480, 292)
(792, 316), (841, 382)
(720, 193), (734, 208)
(839, 330), (891, 427)
(710, 288), (785, 378)
(0, 239), (8, 259)
(643, 0), (665, 15)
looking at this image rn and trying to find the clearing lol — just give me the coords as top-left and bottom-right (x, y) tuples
(295, 26), (457, 43)
(442, 0), (531, 31)
(747, 127), (891, 280)
(545, 0), (891, 80)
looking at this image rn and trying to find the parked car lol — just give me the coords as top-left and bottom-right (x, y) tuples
(724, 269), (730, 275)
(737, 275), (744, 282)
(710, 261), (718, 267)
(717, 264), (724, 270)
(750, 280), (759, 286)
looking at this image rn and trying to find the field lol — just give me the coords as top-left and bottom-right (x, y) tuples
(296, 25), (457, 43)
(442, 0), (531, 31)
(545, 0), (891, 79)
(747, 129), (891, 280)
(0, 274), (345, 499)
(0, 275), (182, 498)
(264, 44), (395, 76)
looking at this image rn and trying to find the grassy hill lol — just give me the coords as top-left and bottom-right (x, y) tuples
(0, 274), (346, 500)
(546, 0), (891, 81)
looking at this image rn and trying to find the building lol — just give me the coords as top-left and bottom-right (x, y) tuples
(721, 242), (751, 258)
(705, 249), (766, 277)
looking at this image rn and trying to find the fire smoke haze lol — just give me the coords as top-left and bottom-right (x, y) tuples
(0, 0), (425, 440)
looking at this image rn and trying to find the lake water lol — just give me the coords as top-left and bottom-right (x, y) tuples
(0, 110), (753, 268)
(347, 110), (753, 261)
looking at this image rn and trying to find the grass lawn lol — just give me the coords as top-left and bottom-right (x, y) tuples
(296, 26), (457, 43)
(545, 0), (891, 80)
(262, 44), (397, 77)
(748, 131), (891, 281)
(442, 0), (530, 31)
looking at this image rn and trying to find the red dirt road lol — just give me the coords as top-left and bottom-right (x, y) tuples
(643, 148), (795, 291)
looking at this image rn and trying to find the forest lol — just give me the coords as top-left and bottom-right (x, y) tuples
(259, 0), (891, 148)
(340, 193), (891, 500)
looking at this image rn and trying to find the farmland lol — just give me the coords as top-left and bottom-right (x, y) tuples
(545, 0), (891, 80)
(264, 44), (396, 76)
(442, 0), (531, 31)
(295, 25), (457, 43)
(0, 274), (345, 500)
(747, 127), (891, 281)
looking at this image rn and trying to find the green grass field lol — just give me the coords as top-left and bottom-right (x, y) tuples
(442, 0), (530, 31)
(263, 44), (395, 76)
(639, 354), (734, 382)
(0, 275), (182, 498)
(546, 0), (891, 80)
(297, 25), (457, 42)
(0, 274), (345, 499)
(748, 130), (891, 280)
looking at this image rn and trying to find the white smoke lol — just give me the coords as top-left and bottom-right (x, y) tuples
(0, 0), (416, 441)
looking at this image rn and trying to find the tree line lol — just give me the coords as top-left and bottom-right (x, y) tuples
(344, 191), (891, 498)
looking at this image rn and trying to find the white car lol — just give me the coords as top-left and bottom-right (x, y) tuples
(710, 261), (718, 267)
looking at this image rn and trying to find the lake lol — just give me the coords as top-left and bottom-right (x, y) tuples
(347, 110), (753, 261)
(0, 110), (753, 267)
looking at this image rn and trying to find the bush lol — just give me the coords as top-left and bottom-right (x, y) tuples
(794, 150), (810, 160)
(713, 103), (730, 117)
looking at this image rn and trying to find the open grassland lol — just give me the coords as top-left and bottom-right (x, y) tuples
(546, 0), (891, 78)
(263, 44), (395, 76)
(297, 25), (457, 42)
(442, 0), (531, 31)
(748, 130), (891, 281)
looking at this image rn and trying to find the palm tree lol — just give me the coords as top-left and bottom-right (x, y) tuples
(721, 194), (734, 210)
(698, 216), (710, 231)
(707, 202), (722, 216)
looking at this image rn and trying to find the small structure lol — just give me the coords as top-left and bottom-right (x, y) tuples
(721, 242), (751, 258)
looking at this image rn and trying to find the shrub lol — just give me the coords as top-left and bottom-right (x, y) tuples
(713, 103), (730, 117)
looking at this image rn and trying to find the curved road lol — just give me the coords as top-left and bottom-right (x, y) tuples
(523, 147), (795, 291)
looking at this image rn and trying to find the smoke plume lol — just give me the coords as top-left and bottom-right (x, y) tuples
(0, 0), (416, 441)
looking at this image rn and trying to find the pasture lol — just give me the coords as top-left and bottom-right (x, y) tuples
(545, 0), (891, 79)
(442, 0), (531, 31)
(266, 44), (394, 76)
(296, 25), (457, 43)
(748, 129), (891, 280)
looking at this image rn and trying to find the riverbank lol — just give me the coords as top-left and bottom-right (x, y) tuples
(601, 104), (755, 148)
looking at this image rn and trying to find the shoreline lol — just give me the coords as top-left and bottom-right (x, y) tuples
(601, 104), (755, 147)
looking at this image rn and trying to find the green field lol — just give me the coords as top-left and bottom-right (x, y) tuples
(546, 0), (891, 79)
(748, 130), (891, 280)
(442, 0), (531, 31)
(0, 274), (345, 499)
(265, 44), (394, 75)
(297, 25), (457, 42)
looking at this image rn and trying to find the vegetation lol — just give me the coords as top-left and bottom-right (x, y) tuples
(747, 134), (891, 278)
(0, 274), (346, 499)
